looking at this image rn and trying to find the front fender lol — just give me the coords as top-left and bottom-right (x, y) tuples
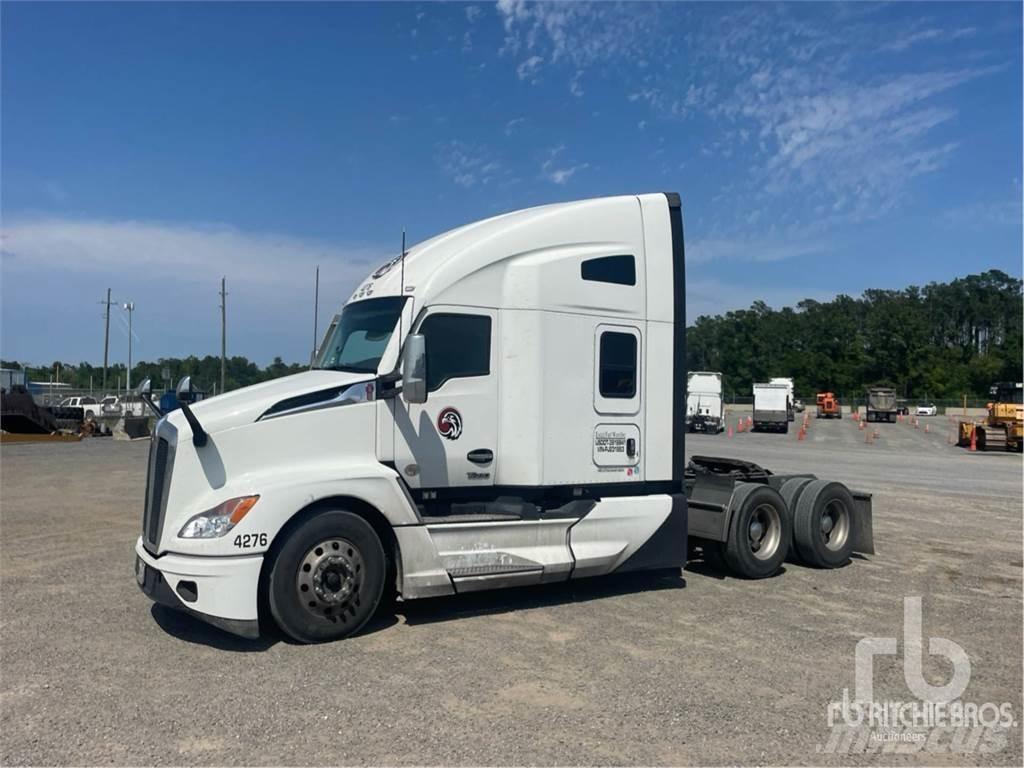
(166, 462), (418, 558)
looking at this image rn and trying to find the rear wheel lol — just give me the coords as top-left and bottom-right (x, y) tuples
(268, 510), (386, 643)
(793, 480), (855, 568)
(723, 485), (791, 578)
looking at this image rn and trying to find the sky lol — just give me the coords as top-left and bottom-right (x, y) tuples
(2, 1), (1022, 368)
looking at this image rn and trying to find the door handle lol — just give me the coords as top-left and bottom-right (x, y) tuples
(467, 449), (494, 465)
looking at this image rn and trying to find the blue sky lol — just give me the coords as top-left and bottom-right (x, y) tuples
(2, 1), (1021, 367)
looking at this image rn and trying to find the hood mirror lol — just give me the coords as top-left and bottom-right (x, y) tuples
(176, 375), (198, 404)
(402, 334), (427, 404)
(136, 378), (152, 397)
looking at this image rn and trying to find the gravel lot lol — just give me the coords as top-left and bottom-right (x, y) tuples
(2, 415), (1021, 766)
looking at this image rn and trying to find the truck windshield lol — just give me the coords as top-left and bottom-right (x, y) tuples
(314, 297), (407, 374)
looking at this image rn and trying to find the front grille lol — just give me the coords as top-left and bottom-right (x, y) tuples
(143, 435), (173, 552)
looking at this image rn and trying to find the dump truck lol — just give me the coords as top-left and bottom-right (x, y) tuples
(865, 386), (897, 423)
(816, 392), (841, 419)
(686, 371), (724, 433)
(752, 383), (790, 433)
(134, 193), (874, 643)
(958, 382), (1023, 452)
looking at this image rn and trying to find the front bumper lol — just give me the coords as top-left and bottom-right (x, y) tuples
(134, 537), (264, 638)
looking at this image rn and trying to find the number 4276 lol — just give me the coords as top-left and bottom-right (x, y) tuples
(234, 532), (268, 548)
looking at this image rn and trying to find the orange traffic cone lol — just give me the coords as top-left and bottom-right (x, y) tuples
(924, 423), (929, 434)
(727, 426), (733, 438)
(969, 427), (977, 452)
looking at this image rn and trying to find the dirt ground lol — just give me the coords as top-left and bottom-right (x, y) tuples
(1, 414), (1021, 766)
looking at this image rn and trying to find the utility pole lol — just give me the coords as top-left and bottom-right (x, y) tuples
(310, 266), (320, 368)
(219, 277), (227, 394)
(123, 302), (135, 390)
(100, 288), (113, 390)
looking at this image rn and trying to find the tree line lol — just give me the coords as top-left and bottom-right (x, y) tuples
(687, 270), (1022, 400)
(1, 356), (307, 394)
(5, 270), (1021, 401)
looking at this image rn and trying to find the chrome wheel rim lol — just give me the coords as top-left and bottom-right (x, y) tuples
(820, 500), (850, 552)
(748, 503), (782, 561)
(296, 538), (364, 622)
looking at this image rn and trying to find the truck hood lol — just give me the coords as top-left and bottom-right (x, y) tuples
(166, 370), (373, 437)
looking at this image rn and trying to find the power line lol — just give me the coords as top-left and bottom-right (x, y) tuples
(99, 288), (114, 390)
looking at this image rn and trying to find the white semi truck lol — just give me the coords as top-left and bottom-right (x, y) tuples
(135, 193), (874, 643)
(685, 371), (724, 433)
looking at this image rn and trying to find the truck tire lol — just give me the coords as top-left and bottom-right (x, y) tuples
(793, 480), (856, 568)
(268, 510), (386, 643)
(722, 485), (791, 578)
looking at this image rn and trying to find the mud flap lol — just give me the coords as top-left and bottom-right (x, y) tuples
(850, 490), (875, 555)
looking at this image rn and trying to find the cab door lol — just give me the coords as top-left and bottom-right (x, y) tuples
(393, 306), (498, 489)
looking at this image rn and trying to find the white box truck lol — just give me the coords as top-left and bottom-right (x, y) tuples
(134, 193), (873, 643)
(686, 371), (724, 433)
(769, 377), (795, 421)
(753, 382), (790, 433)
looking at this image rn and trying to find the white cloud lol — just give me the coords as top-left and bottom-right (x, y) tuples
(540, 145), (588, 185)
(496, 2), (1003, 220)
(516, 55), (544, 82)
(0, 217), (390, 363)
(465, 5), (482, 24)
(0, 216), (382, 290)
(688, 236), (824, 266)
(569, 70), (584, 98)
(504, 117), (526, 135)
(881, 26), (977, 52)
(435, 141), (504, 188)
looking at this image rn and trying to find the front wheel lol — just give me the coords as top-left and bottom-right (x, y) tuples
(268, 510), (386, 643)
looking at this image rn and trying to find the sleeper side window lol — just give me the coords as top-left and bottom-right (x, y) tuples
(419, 313), (491, 392)
(599, 332), (637, 398)
(581, 255), (636, 286)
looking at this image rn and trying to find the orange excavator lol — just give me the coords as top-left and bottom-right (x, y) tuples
(816, 392), (841, 419)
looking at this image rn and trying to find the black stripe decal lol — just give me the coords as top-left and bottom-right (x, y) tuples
(665, 192), (686, 491)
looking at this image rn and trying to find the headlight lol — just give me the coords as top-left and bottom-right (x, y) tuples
(178, 496), (260, 538)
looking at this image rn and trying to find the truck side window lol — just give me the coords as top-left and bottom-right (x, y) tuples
(599, 332), (637, 398)
(420, 313), (491, 392)
(581, 255), (636, 286)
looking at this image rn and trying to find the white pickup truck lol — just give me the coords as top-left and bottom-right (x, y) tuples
(58, 396), (102, 419)
(134, 193), (874, 643)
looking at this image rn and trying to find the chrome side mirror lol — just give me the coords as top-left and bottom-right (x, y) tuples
(136, 378), (152, 397)
(176, 375), (198, 404)
(401, 334), (427, 405)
